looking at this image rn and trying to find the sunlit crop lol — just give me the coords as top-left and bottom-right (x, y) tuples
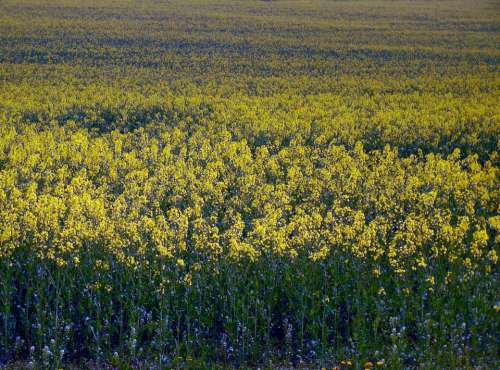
(0, 0), (498, 368)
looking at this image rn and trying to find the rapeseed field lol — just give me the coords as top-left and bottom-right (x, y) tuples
(0, 0), (498, 368)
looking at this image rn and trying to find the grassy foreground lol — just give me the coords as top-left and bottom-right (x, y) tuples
(0, 0), (499, 368)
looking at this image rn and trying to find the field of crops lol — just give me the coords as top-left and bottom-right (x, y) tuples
(0, 0), (499, 368)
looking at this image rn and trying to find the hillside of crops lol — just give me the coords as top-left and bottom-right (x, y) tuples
(0, 0), (499, 368)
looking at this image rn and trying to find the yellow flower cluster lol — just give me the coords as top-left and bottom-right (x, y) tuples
(0, 116), (497, 276)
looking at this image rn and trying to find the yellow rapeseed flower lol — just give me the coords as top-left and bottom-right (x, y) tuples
(176, 258), (185, 268)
